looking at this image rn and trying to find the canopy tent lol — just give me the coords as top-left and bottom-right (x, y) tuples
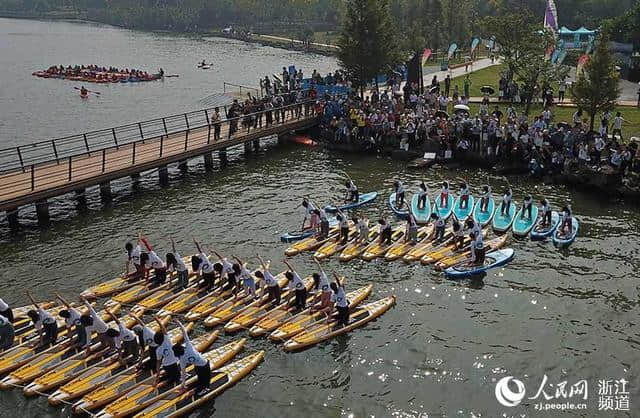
(558, 26), (597, 49)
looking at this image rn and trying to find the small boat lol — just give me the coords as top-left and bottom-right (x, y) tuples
(283, 296), (396, 352)
(531, 211), (560, 241)
(280, 218), (337, 243)
(552, 217), (579, 248)
(453, 195), (475, 223)
(472, 197), (495, 227)
(324, 192), (378, 213)
(388, 193), (409, 219)
(492, 201), (518, 233)
(445, 248), (515, 279)
(411, 193), (431, 224)
(512, 205), (539, 237)
(433, 193), (454, 220)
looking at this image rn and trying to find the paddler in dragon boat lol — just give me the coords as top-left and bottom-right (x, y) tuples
(167, 238), (189, 289)
(56, 292), (86, 348)
(172, 319), (211, 396)
(417, 182), (429, 209)
(345, 178), (359, 202)
(540, 197), (553, 226)
(27, 291), (58, 348)
(394, 180), (406, 207)
(106, 308), (138, 364)
(283, 260), (308, 311)
(255, 255), (281, 305)
(479, 185), (492, 212)
(233, 255), (258, 300)
(152, 315), (180, 388)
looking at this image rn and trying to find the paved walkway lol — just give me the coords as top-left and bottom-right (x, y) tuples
(255, 34), (339, 50)
(423, 58), (498, 86)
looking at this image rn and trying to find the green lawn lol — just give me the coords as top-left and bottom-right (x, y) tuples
(450, 64), (506, 97)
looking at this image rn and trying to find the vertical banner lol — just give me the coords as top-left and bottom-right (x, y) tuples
(576, 54), (589, 77)
(470, 37), (480, 56)
(447, 43), (458, 60)
(544, 0), (558, 34)
(421, 48), (432, 67)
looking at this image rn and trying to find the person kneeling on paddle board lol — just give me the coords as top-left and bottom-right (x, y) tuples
(459, 182), (470, 209)
(131, 313), (158, 370)
(394, 180), (405, 208)
(336, 210), (350, 245)
(440, 182), (450, 208)
(417, 182), (429, 209)
(331, 274), (349, 328)
(379, 218), (392, 245)
(107, 309), (138, 364)
(469, 231), (485, 266)
(559, 205), (573, 236)
(27, 291), (58, 348)
(173, 320), (210, 396)
(0, 314), (13, 350)
(256, 255), (280, 305)
(521, 195), (533, 219)
(153, 315), (180, 388)
(56, 293), (85, 348)
(500, 188), (512, 216)
(429, 213), (446, 242)
(284, 260), (307, 311)
(345, 179), (359, 203)
(540, 198), (552, 227)
(480, 185), (492, 212)
(405, 206), (419, 244)
(0, 297), (14, 323)
(451, 220), (465, 250)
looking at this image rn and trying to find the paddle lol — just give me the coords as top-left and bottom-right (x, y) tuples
(74, 86), (100, 96)
(165, 74), (179, 78)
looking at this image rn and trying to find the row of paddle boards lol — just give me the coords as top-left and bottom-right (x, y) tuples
(0, 264), (394, 416)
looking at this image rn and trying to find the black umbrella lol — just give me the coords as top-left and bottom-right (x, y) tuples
(480, 85), (495, 95)
(435, 110), (449, 119)
(429, 85), (440, 94)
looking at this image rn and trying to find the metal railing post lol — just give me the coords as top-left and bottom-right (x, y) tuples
(68, 156), (72, 181)
(160, 135), (164, 157)
(207, 125), (211, 144)
(204, 109), (210, 126)
(132, 142), (136, 165)
(51, 140), (59, 163)
(16, 147), (24, 172)
(101, 148), (106, 172)
(184, 130), (189, 151)
(31, 165), (35, 190)
(138, 123), (144, 141)
(83, 134), (90, 154)
(162, 118), (168, 134)
(112, 128), (119, 149)
(184, 114), (190, 130)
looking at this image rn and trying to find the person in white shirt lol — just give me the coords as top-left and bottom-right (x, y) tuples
(255, 255), (280, 305)
(500, 188), (512, 217)
(284, 260), (307, 311)
(479, 185), (492, 212)
(152, 315), (180, 387)
(139, 234), (166, 287)
(539, 198), (553, 227)
(0, 297), (13, 323)
(354, 216), (370, 243)
(378, 217), (393, 245)
(0, 313), (14, 350)
(459, 182), (470, 209)
(330, 274), (350, 327)
(593, 134), (605, 165)
(172, 320), (210, 395)
(559, 205), (573, 237)
(468, 231), (485, 265)
(439, 181), (450, 209)
(131, 313), (159, 370)
(394, 180), (405, 208)
(429, 212), (446, 242)
(334, 209), (350, 245)
(55, 293), (85, 347)
(301, 198), (316, 230)
(193, 239), (216, 291)
(405, 207), (419, 244)
(612, 112), (627, 141)
(80, 297), (111, 355)
(233, 256), (258, 300)
(345, 179), (359, 203)
(124, 239), (143, 279)
(417, 182), (429, 210)
(311, 259), (333, 313)
(211, 249), (237, 292)
(166, 238), (190, 289)
(521, 194), (533, 219)
(106, 309), (138, 364)
(27, 291), (58, 347)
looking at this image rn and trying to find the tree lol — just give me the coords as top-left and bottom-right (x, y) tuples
(571, 32), (621, 131)
(337, 0), (404, 98)
(482, 11), (536, 77)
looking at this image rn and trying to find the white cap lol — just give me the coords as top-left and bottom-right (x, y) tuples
(0, 298), (8, 312)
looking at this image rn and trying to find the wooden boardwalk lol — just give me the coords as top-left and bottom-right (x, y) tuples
(0, 102), (318, 217)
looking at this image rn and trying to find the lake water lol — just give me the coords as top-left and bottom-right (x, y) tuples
(0, 18), (638, 418)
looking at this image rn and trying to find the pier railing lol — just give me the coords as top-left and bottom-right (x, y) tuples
(0, 98), (322, 207)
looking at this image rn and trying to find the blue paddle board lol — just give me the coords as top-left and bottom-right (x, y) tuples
(445, 248), (515, 278)
(512, 205), (539, 237)
(531, 211), (560, 241)
(473, 197), (495, 227)
(453, 195), (475, 223)
(411, 194), (431, 224)
(433, 194), (454, 220)
(388, 193), (409, 219)
(492, 201), (518, 233)
(324, 192), (378, 213)
(552, 217), (579, 248)
(280, 218), (337, 242)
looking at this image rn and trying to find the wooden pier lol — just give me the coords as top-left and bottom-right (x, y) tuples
(0, 101), (319, 229)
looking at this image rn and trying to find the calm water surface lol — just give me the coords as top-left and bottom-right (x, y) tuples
(0, 18), (639, 418)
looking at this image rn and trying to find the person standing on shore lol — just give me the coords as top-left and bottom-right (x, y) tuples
(464, 75), (471, 99)
(444, 75), (451, 97)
